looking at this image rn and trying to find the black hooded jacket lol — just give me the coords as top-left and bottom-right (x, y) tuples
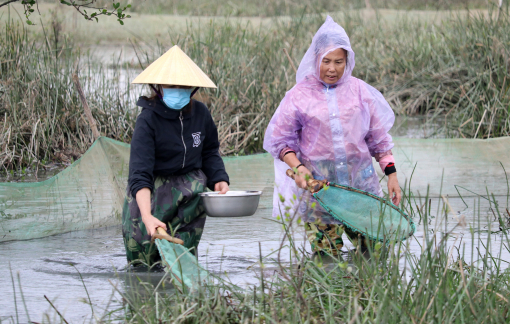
(128, 97), (229, 197)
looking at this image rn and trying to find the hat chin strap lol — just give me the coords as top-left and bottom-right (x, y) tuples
(150, 84), (163, 99)
(190, 87), (199, 98)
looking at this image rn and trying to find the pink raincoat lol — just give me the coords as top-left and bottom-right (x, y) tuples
(263, 16), (395, 223)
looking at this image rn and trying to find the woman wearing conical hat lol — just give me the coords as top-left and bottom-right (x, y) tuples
(264, 16), (401, 256)
(122, 46), (229, 265)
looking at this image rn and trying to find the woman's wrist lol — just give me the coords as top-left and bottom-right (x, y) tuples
(387, 172), (397, 179)
(141, 213), (152, 221)
(279, 148), (296, 161)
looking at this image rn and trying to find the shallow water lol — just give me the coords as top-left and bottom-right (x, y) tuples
(2, 195), (509, 323)
(0, 210), (282, 323)
(2, 120), (510, 322)
(2, 156), (510, 323)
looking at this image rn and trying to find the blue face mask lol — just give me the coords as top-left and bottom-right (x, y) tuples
(162, 88), (193, 110)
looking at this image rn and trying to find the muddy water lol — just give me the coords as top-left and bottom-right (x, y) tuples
(2, 161), (509, 323)
(2, 120), (509, 322)
(2, 194), (508, 323)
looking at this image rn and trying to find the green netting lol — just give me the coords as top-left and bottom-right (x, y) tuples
(155, 239), (208, 291)
(1, 136), (509, 242)
(0, 137), (129, 242)
(314, 184), (415, 242)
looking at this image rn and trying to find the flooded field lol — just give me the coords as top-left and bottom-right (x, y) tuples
(1, 135), (510, 322)
(3, 198), (508, 322)
(1, 4), (510, 321)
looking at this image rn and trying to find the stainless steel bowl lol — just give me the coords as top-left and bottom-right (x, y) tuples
(199, 191), (262, 217)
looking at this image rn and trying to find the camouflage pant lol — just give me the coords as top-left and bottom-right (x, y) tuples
(122, 169), (207, 265)
(305, 220), (373, 256)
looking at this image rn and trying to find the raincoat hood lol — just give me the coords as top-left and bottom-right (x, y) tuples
(296, 15), (355, 86)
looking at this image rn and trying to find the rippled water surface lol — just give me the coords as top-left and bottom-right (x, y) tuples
(1, 119), (510, 322)
(2, 195), (508, 323)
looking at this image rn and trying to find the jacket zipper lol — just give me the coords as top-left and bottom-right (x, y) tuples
(180, 111), (186, 168)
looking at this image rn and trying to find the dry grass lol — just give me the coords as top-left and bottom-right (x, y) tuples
(1, 3), (509, 171)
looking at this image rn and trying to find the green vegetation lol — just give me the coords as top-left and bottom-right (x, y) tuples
(117, 234), (510, 322)
(109, 183), (510, 323)
(355, 9), (510, 138)
(13, 187), (509, 323)
(1, 4), (510, 171)
(0, 19), (138, 170)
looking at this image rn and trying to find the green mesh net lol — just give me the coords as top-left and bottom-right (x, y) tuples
(155, 239), (208, 291)
(314, 184), (415, 242)
(2, 136), (508, 242)
(0, 137), (129, 242)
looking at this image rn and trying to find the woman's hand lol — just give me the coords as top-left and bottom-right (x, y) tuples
(281, 152), (313, 189)
(387, 173), (402, 206)
(142, 214), (167, 237)
(135, 187), (167, 236)
(214, 181), (229, 194)
(294, 166), (313, 189)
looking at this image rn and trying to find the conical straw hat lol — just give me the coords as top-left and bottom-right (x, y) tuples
(132, 45), (217, 88)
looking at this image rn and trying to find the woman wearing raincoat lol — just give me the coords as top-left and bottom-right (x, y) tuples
(122, 46), (229, 265)
(264, 16), (401, 256)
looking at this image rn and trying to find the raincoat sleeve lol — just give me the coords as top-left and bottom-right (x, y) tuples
(128, 112), (156, 198)
(361, 81), (395, 157)
(201, 109), (229, 190)
(263, 94), (303, 159)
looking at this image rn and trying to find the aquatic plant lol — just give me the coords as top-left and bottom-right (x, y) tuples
(109, 186), (510, 323)
(2, 5), (510, 171)
(0, 18), (139, 171)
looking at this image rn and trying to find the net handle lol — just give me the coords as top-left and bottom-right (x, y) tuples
(152, 227), (185, 245)
(285, 169), (328, 193)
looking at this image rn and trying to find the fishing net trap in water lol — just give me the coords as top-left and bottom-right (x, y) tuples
(0, 137), (129, 242)
(1, 137), (510, 242)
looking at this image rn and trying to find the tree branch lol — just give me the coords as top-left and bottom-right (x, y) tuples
(1, 0), (131, 25)
(0, 0), (20, 9)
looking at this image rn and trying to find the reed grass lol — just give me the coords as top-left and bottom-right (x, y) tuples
(106, 187), (510, 323)
(355, 7), (510, 138)
(1, 5), (510, 171)
(0, 18), (139, 171)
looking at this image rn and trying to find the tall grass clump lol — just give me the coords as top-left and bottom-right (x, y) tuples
(2, 6), (510, 170)
(106, 186), (510, 323)
(0, 19), (138, 172)
(353, 8), (510, 138)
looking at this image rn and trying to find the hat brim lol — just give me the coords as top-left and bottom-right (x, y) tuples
(132, 45), (217, 89)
